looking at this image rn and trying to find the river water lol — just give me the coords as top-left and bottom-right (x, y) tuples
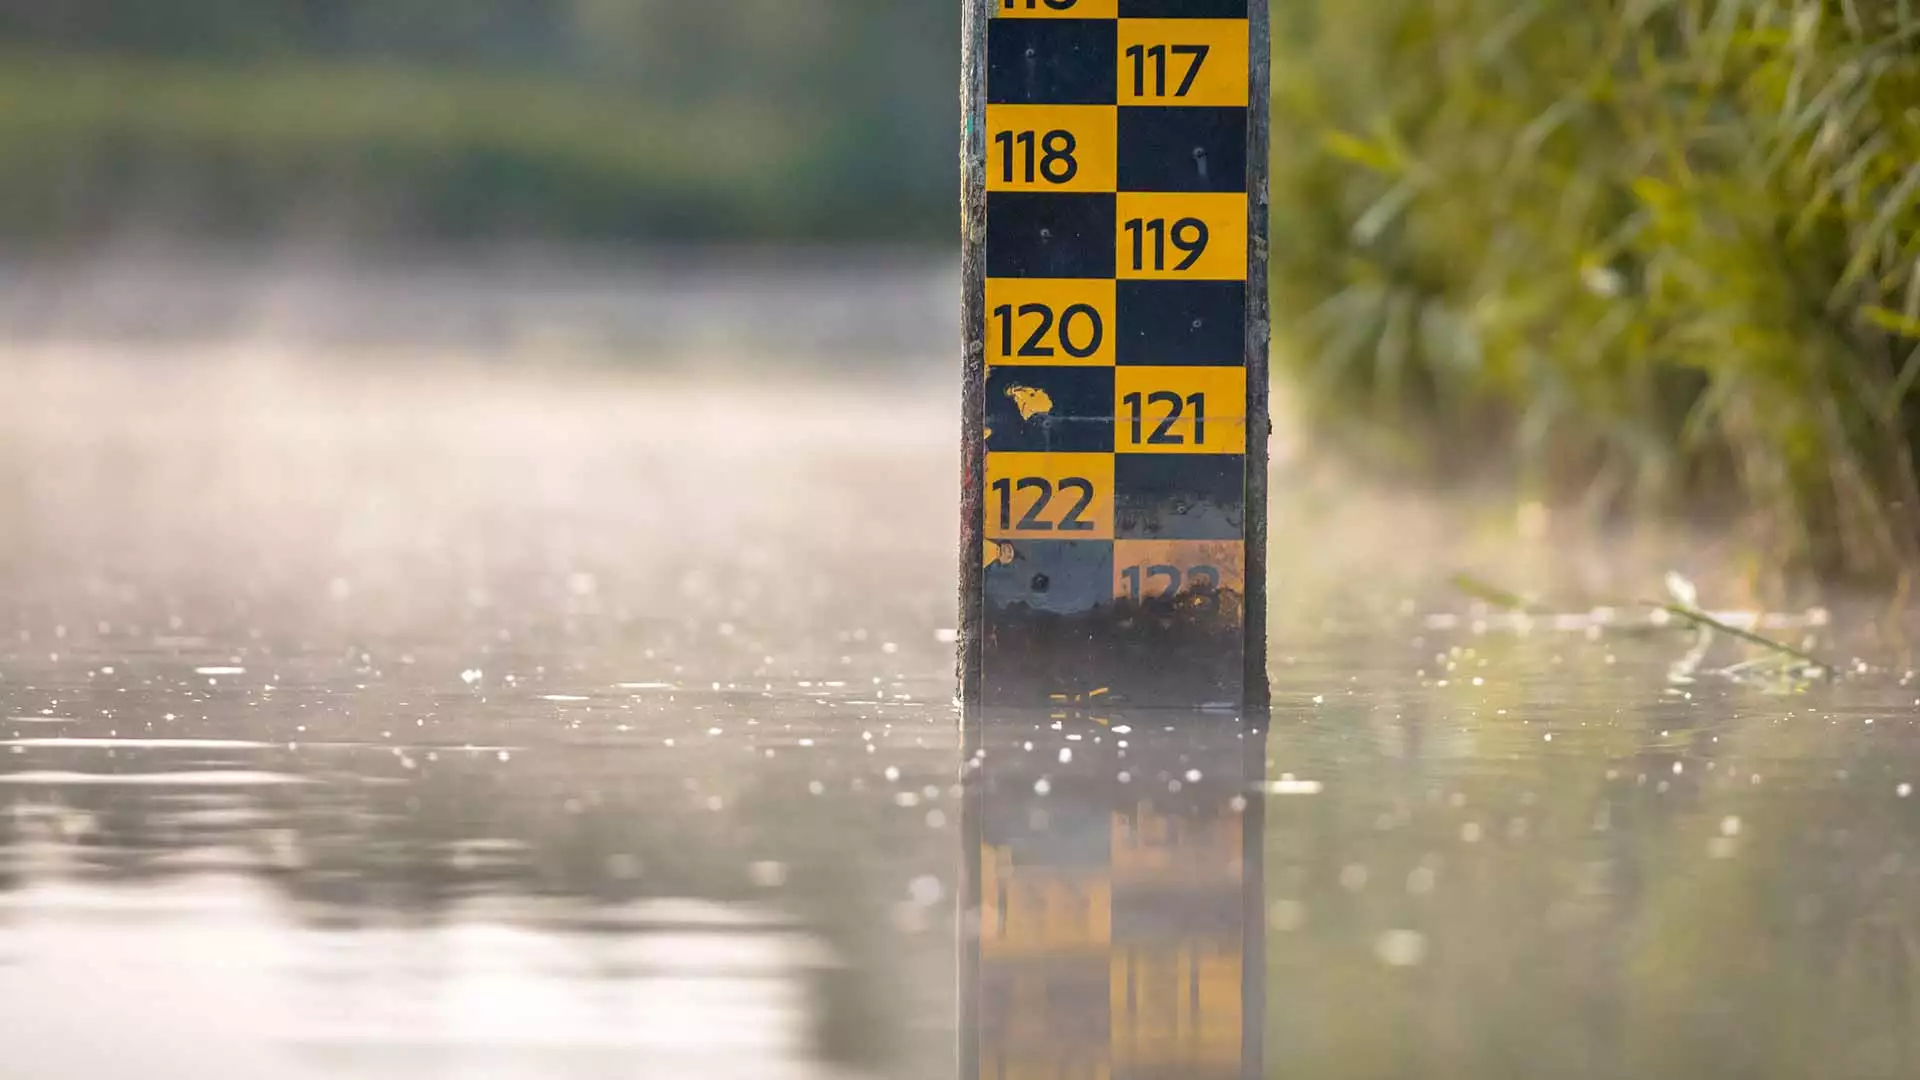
(3, 259), (1919, 1079)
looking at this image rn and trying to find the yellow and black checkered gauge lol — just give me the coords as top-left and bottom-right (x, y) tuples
(962, 710), (1265, 1080)
(960, 0), (1271, 712)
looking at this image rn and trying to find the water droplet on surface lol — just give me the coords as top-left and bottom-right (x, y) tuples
(1375, 929), (1427, 967)
(909, 875), (943, 907)
(1269, 774), (1322, 795)
(1268, 900), (1306, 931)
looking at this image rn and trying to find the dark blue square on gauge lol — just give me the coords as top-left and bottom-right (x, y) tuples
(985, 366), (1115, 453)
(986, 193), (1117, 279)
(1119, 0), (1249, 15)
(1111, 889), (1246, 944)
(1117, 107), (1247, 193)
(1115, 281), (1245, 365)
(978, 964), (1112, 1045)
(988, 19), (1118, 105)
(980, 791), (1114, 867)
(1114, 454), (1245, 540)
(984, 539), (1114, 618)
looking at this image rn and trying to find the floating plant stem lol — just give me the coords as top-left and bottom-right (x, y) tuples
(1448, 571), (1836, 681)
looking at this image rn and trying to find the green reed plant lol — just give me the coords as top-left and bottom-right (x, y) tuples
(1272, 0), (1920, 579)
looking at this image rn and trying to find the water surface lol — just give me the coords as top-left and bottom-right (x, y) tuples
(3, 346), (1918, 1079)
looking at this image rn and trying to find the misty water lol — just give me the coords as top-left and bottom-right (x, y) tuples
(4, 257), (1920, 1079)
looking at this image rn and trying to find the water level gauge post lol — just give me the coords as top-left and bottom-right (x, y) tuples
(960, 0), (1271, 713)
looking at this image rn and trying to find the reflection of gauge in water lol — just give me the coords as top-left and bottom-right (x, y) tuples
(967, 707), (1263, 1078)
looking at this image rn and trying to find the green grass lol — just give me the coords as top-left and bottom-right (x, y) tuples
(1271, 0), (1920, 581)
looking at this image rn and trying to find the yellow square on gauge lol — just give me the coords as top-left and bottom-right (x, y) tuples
(1112, 539), (1246, 603)
(1113, 366), (1245, 453)
(1110, 947), (1243, 1067)
(984, 452), (1115, 540)
(985, 106), (1117, 194)
(985, 279), (1117, 366)
(1116, 19), (1249, 107)
(1115, 193), (1247, 281)
(994, 0), (1118, 17)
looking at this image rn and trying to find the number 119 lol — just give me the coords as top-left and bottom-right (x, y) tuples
(1124, 217), (1209, 273)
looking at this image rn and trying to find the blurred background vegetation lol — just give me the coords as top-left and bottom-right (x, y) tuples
(0, 0), (957, 244)
(5, 0), (1919, 579)
(1269, 0), (1920, 580)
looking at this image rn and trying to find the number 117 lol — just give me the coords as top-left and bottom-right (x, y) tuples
(1126, 43), (1209, 98)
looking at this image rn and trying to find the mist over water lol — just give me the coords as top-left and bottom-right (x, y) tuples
(0, 261), (960, 1078)
(3, 257), (1920, 1079)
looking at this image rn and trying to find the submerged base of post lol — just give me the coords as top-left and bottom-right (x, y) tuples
(979, 574), (1249, 707)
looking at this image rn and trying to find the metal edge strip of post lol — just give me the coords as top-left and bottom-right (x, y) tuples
(1242, 0), (1272, 712)
(960, 1), (990, 718)
(958, 12), (993, 1080)
(1241, 7), (1273, 1075)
